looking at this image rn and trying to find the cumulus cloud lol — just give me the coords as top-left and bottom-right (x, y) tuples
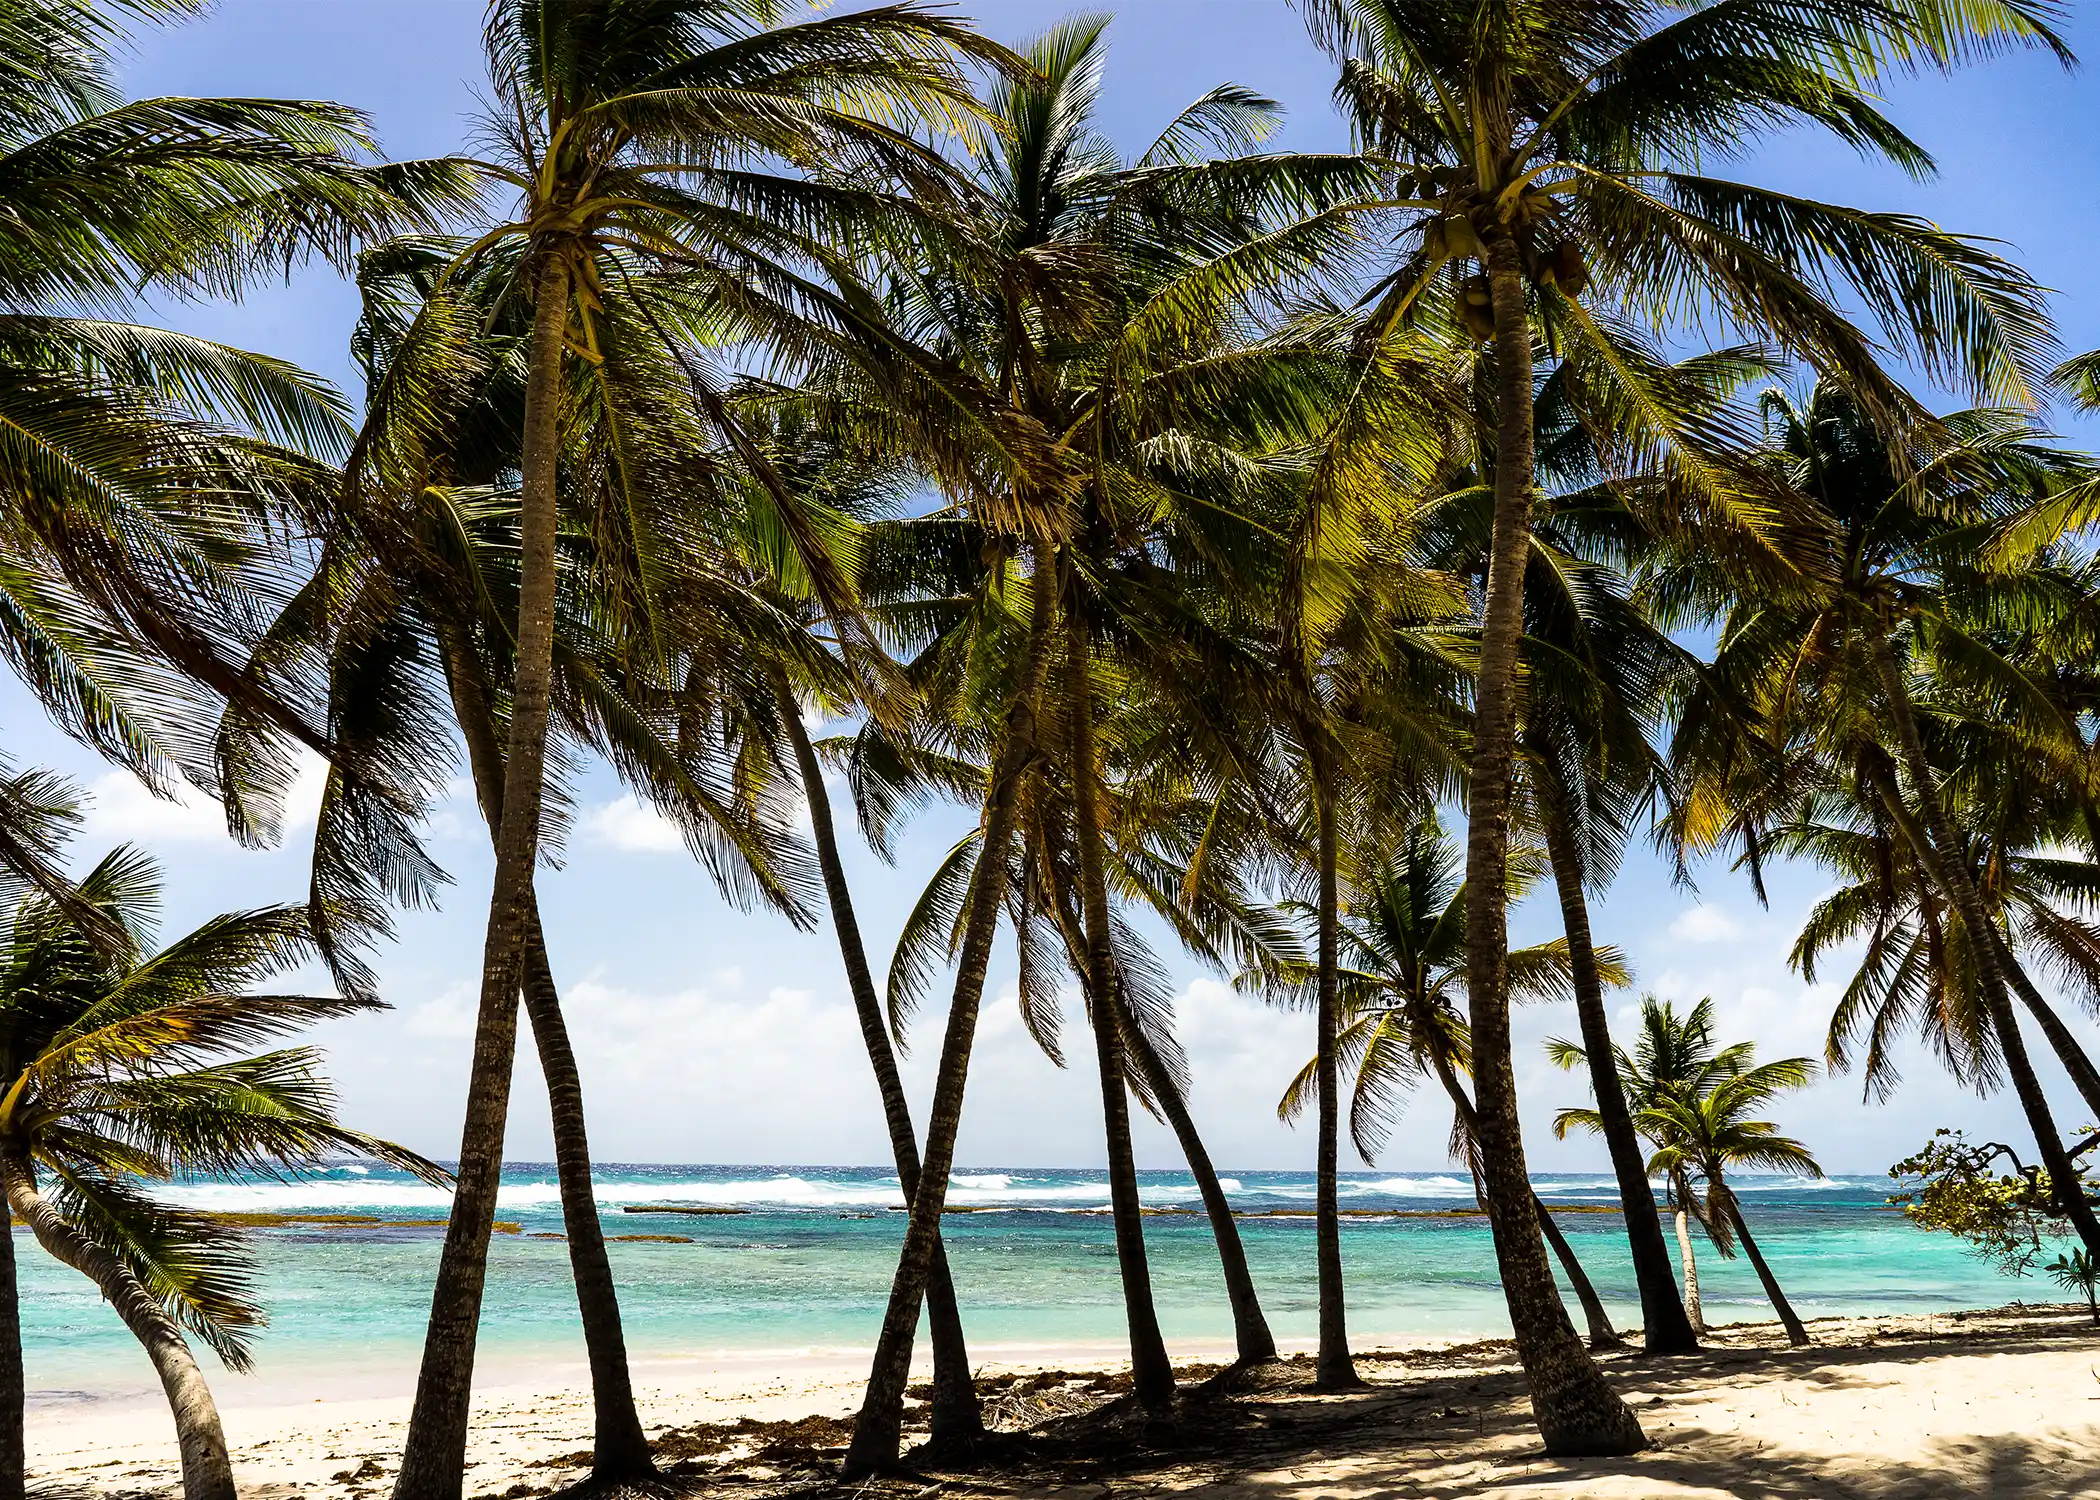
(78, 756), (327, 847)
(1669, 904), (1743, 944)
(581, 794), (684, 853)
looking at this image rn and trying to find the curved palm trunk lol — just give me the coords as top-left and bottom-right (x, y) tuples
(1067, 614), (1175, 1413)
(1721, 1188), (1807, 1346)
(394, 255), (573, 1500)
(437, 619), (653, 1483)
(0, 1197), (20, 1500)
(1871, 638), (2100, 1260)
(1465, 226), (1644, 1455)
(845, 554), (1056, 1476)
(1428, 1051), (1617, 1348)
(1535, 1202), (1622, 1350)
(1670, 1181), (1705, 1334)
(1998, 941), (2100, 1123)
(1542, 808), (1696, 1353)
(1311, 771), (1360, 1388)
(3, 1157), (232, 1500)
(774, 678), (982, 1441)
(1119, 1017), (1277, 1365)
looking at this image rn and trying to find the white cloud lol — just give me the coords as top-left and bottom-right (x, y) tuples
(1668, 904), (1743, 944)
(581, 794), (684, 853)
(78, 755), (327, 847)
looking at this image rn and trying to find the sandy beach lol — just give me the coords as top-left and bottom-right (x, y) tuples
(30, 1304), (2100, 1498)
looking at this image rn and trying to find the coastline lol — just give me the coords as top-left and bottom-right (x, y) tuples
(33, 1306), (2100, 1498)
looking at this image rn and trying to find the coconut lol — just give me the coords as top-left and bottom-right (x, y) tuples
(1462, 274), (1491, 307)
(1426, 213), (1480, 264)
(1462, 302), (1496, 342)
(1546, 240), (1589, 297)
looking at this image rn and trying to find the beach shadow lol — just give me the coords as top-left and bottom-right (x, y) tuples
(812, 1309), (2100, 1500)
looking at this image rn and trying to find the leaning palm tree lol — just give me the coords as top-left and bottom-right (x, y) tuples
(836, 16), (1410, 1461)
(358, 8), (1005, 1494)
(1666, 384), (2100, 1260)
(1299, 0), (2069, 1453)
(0, 841), (441, 1500)
(1639, 1049), (1824, 1346)
(244, 236), (850, 1485)
(0, 0), (467, 903)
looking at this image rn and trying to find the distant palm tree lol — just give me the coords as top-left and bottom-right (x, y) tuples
(1639, 1049), (1823, 1346)
(1554, 996), (1749, 1332)
(0, 842), (440, 1500)
(1301, 0), (2069, 1453)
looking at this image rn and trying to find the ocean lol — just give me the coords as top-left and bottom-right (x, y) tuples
(20, 1164), (2030, 1407)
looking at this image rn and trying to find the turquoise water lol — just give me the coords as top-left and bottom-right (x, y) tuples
(20, 1164), (2037, 1404)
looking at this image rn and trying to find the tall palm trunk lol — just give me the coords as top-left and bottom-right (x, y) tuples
(1720, 1187), (1807, 1346)
(436, 619), (653, 1483)
(1670, 1177), (1705, 1333)
(1047, 880), (1277, 1366)
(773, 677), (983, 1441)
(1119, 1015), (1277, 1364)
(1871, 637), (2100, 1259)
(1464, 224), (1644, 1455)
(1311, 768), (1359, 1388)
(0, 1197), (19, 1500)
(3, 1157), (232, 1500)
(394, 254), (573, 1500)
(1542, 807), (1695, 1353)
(519, 927), (655, 1480)
(1428, 1052), (1616, 1348)
(1535, 1203), (1621, 1350)
(845, 553), (1056, 1476)
(1066, 613), (1175, 1412)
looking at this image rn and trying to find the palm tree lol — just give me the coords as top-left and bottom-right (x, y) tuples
(1667, 383), (2100, 1261)
(838, 15), (1402, 1459)
(1781, 786), (2100, 1121)
(1639, 1047), (1823, 1346)
(236, 232), (884, 1484)
(0, 0), (467, 904)
(0, 841), (441, 1500)
(1266, 816), (1628, 1348)
(1555, 996), (1753, 1333)
(1299, 0), (2069, 1453)
(1418, 348), (1737, 1355)
(871, 604), (1293, 1374)
(354, 8), (1002, 1494)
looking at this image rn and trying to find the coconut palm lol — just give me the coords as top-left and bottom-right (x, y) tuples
(0, 840), (441, 1500)
(1299, 0), (2069, 1453)
(347, 7), (1006, 1493)
(0, 0), (467, 907)
(834, 14), (1420, 1459)
(237, 232), (862, 1484)
(1666, 383), (2100, 1261)
(1555, 995), (1754, 1332)
(1417, 347), (1743, 1354)
(1638, 1047), (1823, 1346)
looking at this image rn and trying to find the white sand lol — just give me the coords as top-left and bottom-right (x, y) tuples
(29, 1308), (2100, 1497)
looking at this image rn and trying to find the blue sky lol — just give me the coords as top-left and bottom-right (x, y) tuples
(10, 0), (2098, 1173)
